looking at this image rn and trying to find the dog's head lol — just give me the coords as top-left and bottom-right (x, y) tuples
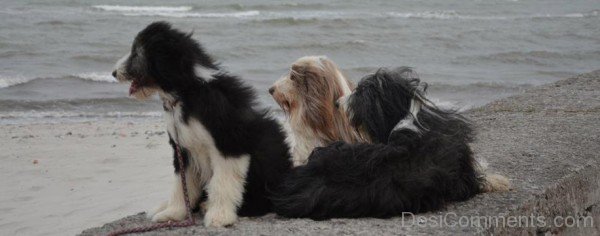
(337, 67), (426, 143)
(112, 21), (218, 100)
(269, 56), (361, 143)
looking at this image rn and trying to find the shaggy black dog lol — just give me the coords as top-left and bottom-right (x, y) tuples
(273, 67), (509, 220)
(112, 22), (291, 227)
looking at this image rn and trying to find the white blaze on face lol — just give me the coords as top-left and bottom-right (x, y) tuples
(113, 52), (130, 82)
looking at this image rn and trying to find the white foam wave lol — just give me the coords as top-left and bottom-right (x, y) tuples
(92, 4), (258, 18)
(121, 10), (260, 18)
(0, 76), (32, 88)
(388, 11), (466, 20)
(0, 111), (162, 120)
(387, 10), (599, 20)
(76, 72), (117, 83)
(0, 73), (116, 89)
(92, 5), (193, 13)
(531, 10), (599, 19)
(0, 111), (163, 125)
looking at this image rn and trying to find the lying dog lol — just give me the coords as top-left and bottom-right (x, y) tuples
(270, 56), (363, 166)
(273, 67), (510, 219)
(112, 22), (291, 227)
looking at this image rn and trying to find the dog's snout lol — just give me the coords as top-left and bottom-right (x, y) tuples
(268, 87), (275, 95)
(334, 101), (340, 108)
(111, 70), (117, 78)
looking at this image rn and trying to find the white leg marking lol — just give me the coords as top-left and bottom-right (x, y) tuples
(204, 154), (250, 227)
(147, 201), (168, 219)
(151, 170), (202, 222)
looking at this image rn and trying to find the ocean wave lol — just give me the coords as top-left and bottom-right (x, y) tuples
(0, 110), (163, 125)
(91, 4), (267, 18)
(91, 5), (598, 21)
(530, 10), (599, 19)
(266, 40), (368, 50)
(92, 4), (258, 18)
(0, 111), (162, 119)
(76, 72), (117, 83)
(0, 73), (117, 89)
(92, 5), (193, 13)
(0, 76), (30, 88)
(455, 50), (600, 66)
(71, 54), (116, 63)
(119, 10), (260, 18)
(387, 10), (599, 20)
(0, 97), (160, 112)
(429, 82), (533, 91)
(250, 11), (363, 25)
(257, 17), (321, 25)
(225, 3), (327, 11)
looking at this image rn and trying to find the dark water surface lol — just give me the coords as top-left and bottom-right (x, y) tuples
(0, 0), (598, 123)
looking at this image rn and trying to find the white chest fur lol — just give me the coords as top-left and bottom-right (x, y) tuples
(164, 104), (213, 157)
(163, 104), (214, 185)
(284, 122), (323, 167)
(158, 101), (251, 227)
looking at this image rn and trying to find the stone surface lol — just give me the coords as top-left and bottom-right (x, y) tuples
(80, 70), (600, 236)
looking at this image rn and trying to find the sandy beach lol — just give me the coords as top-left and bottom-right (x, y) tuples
(0, 119), (176, 235)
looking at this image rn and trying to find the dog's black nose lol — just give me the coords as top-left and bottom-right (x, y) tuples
(268, 87), (275, 95)
(334, 101), (340, 108)
(111, 70), (117, 78)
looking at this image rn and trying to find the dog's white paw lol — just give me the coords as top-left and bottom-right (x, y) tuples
(151, 205), (187, 222)
(146, 201), (168, 219)
(203, 207), (237, 227)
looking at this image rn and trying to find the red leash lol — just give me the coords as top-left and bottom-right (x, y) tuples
(108, 145), (195, 236)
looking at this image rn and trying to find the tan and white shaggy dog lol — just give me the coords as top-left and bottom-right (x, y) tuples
(269, 56), (364, 166)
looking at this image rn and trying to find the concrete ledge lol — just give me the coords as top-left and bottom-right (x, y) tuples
(80, 70), (600, 235)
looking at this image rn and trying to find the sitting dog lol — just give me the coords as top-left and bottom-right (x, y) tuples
(270, 56), (363, 166)
(273, 67), (510, 220)
(112, 22), (291, 227)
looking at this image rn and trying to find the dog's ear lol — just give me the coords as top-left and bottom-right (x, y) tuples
(299, 64), (340, 142)
(290, 64), (304, 82)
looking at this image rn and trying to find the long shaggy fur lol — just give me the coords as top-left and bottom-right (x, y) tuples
(113, 22), (291, 227)
(273, 67), (509, 220)
(270, 56), (363, 166)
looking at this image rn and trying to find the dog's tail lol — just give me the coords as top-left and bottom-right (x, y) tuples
(476, 158), (511, 192)
(479, 174), (511, 192)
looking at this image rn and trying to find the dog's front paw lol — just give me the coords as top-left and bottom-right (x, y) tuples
(203, 207), (237, 227)
(147, 201), (168, 220)
(151, 205), (187, 222)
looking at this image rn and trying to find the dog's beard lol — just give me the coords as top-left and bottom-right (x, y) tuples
(130, 85), (158, 100)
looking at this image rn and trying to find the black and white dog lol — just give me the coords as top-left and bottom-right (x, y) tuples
(112, 22), (291, 227)
(273, 67), (509, 220)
